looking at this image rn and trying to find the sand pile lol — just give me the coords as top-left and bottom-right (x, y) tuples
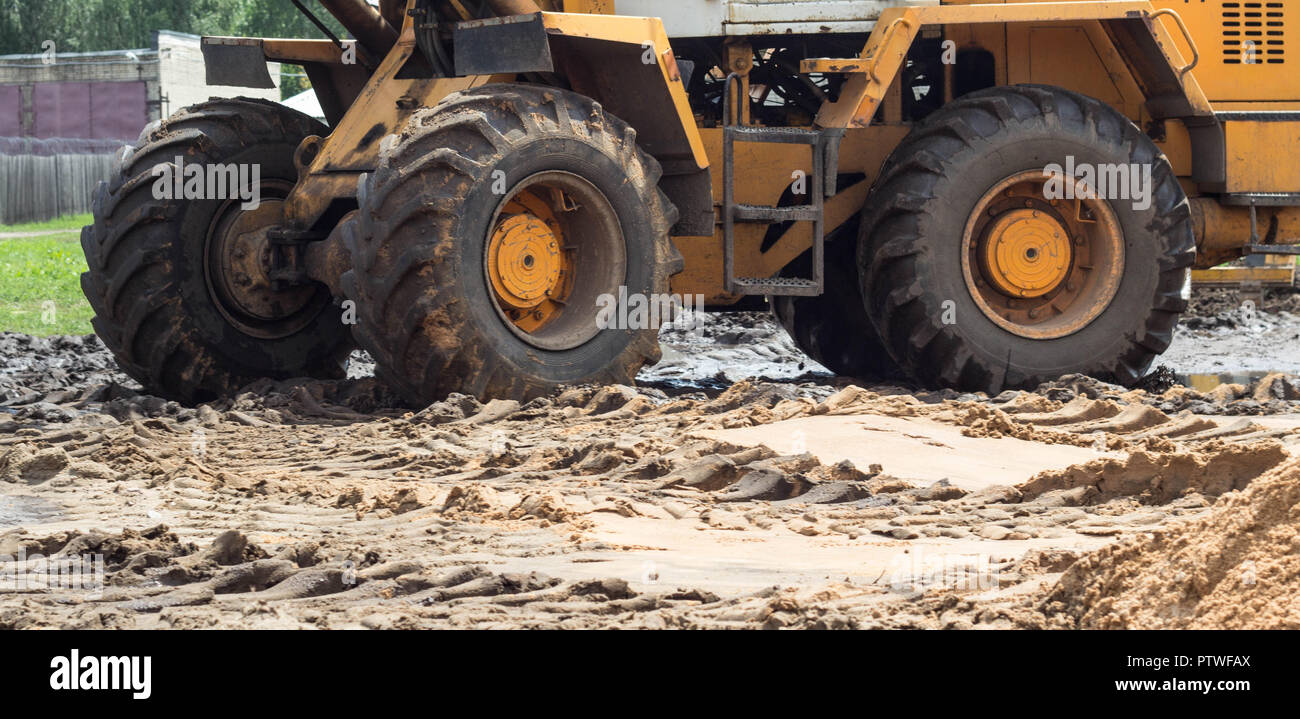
(1017, 440), (1289, 504)
(1044, 456), (1300, 628)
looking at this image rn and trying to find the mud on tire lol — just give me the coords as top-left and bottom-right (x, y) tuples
(858, 85), (1195, 394)
(80, 98), (352, 404)
(342, 84), (682, 405)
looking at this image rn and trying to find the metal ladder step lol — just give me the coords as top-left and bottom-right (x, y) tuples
(731, 277), (821, 297)
(721, 72), (843, 298)
(726, 125), (827, 144)
(733, 203), (821, 222)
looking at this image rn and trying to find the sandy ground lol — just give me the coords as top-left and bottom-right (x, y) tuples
(2, 291), (1299, 629)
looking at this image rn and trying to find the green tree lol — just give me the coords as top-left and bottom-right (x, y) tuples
(235, 1), (347, 100)
(0, 0), (344, 55)
(0, 1), (347, 100)
(237, 0), (345, 39)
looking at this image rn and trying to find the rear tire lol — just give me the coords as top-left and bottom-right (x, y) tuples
(772, 232), (902, 379)
(859, 85), (1194, 393)
(342, 84), (682, 405)
(81, 98), (352, 404)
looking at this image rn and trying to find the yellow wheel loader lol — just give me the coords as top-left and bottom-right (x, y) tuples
(81, 0), (1300, 405)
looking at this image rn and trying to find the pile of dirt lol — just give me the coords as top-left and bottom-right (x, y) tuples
(1043, 456), (1300, 628)
(1017, 440), (1289, 504)
(1026, 372), (1300, 416)
(1184, 286), (1300, 320)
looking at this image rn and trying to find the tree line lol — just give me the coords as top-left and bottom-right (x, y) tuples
(0, 0), (342, 56)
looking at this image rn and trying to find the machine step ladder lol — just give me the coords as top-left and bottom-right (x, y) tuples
(721, 73), (843, 297)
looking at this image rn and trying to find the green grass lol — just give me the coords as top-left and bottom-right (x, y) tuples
(0, 213), (92, 236)
(0, 232), (94, 336)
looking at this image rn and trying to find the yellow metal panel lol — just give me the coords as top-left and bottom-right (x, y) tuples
(1214, 102), (1300, 112)
(1006, 21), (1145, 120)
(1155, 119), (1193, 177)
(1014, 25), (1127, 103)
(561, 0), (613, 13)
(539, 12), (708, 169)
(815, 1), (1213, 129)
(1224, 121), (1300, 193)
(257, 39), (346, 64)
(1151, 0), (1299, 103)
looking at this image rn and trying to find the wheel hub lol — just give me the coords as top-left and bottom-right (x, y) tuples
(483, 172), (625, 351)
(486, 186), (579, 336)
(980, 209), (1072, 298)
(488, 214), (565, 311)
(960, 170), (1125, 340)
(206, 197), (321, 339)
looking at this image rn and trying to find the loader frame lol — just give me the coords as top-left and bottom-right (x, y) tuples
(201, 0), (1300, 306)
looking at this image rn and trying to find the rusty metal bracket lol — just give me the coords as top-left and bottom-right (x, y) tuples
(266, 227), (328, 287)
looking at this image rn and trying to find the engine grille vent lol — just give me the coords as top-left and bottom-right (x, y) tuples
(1222, 1), (1285, 64)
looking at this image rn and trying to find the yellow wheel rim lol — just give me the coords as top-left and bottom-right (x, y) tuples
(960, 170), (1125, 339)
(980, 209), (1072, 298)
(486, 189), (573, 334)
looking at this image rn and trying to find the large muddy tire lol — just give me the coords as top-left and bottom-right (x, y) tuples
(772, 232), (902, 379)
(81, 98), (352, 404)
(342, 84), (682, 405)
(859, 85), (1194, 393)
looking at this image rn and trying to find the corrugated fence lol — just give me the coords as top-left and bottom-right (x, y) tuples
(0, 137), (124, 225)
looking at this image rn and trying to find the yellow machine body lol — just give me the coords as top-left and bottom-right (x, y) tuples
(214, 0), (1300, 305)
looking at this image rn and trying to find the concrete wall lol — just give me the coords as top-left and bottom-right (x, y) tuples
(155, 30), (280, 118)
(0, 29), (280, 139)
(0, 48), (161, 140)
(0, 31), (282, 223)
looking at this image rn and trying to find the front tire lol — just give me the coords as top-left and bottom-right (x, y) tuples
(342, 84), (682, 405)
(859, 85), (1194, 394)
